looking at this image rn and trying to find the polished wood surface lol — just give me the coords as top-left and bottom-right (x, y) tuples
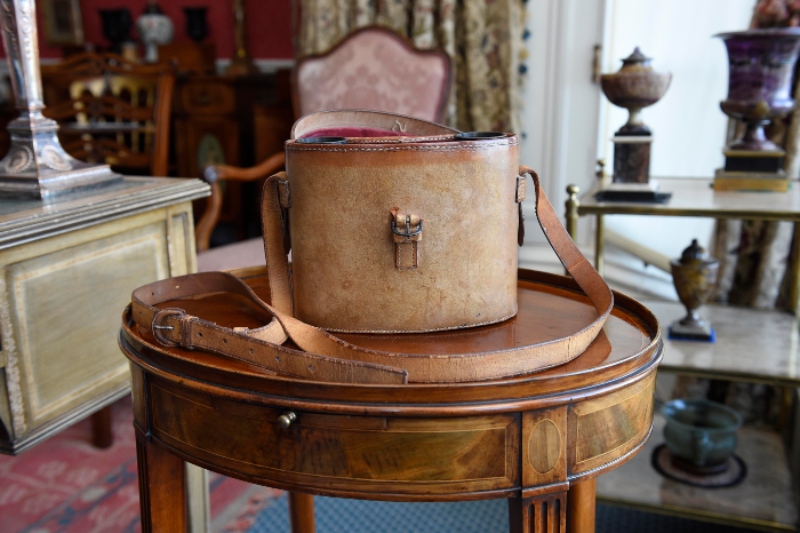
(567, 478), (596, 533)
(288, 492), (315, 533)
(173, 72), (293, 251)
(137, 433), (188, 533)
(90, 407), (113, 449)
(121, 269), (661, 532)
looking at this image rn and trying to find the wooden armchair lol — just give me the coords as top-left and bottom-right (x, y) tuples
(40, 53), (176, 177)
(196, 25), (452, 252)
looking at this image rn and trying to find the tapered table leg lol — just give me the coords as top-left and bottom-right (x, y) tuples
(509, 491), (567, 532)
(289, 492), (315, 533)
(566, 478), (596, 533)
(91, 406), (113, 449)
(137, 433), (188, 532)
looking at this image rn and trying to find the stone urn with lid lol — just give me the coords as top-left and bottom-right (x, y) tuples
(600, 47), (672, 136)
(598, 48), (672, 187)
(669, 239), (719, 341)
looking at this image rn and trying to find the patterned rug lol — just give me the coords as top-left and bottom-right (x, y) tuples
(245, 493), (764, 533)
(0, 397), (280, 533)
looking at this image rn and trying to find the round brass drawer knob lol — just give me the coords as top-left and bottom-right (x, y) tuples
(277, 411), (297, 429)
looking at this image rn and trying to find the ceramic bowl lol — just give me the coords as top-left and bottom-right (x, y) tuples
(662, 399), (742, 467)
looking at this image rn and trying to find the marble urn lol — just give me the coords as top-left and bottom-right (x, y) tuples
(600, 47), (672, 136)
(717, 28), (800, 153)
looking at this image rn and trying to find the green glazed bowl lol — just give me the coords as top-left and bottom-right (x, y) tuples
(662, 399), (742, 467)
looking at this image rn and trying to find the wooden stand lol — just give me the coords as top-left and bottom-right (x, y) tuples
(120, 268), (662, 533)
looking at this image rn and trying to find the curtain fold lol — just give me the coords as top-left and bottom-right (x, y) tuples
(293, 0), (525, 132)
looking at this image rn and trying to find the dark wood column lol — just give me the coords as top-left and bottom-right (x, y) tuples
(136, 433), (188, 533)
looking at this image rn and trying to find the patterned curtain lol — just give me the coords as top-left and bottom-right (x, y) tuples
(712, 0), (800, 311)
(291, 0), (526, 133)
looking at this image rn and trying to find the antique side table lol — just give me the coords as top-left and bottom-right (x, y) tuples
(120, 268), (662, 533)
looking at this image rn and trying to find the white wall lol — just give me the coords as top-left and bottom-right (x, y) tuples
(520, 0), (754, 263)
(600, 0), (753, 176)
(519, 0), (606, 251)
(598, 0), (753, 261)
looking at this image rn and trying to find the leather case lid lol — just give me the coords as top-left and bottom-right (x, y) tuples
(291, 109), (457, 140)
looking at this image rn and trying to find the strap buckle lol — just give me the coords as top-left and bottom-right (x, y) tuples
(391, 216), (423, 238)
(152, 308), (187, 348)
(390, 210), (423, 271)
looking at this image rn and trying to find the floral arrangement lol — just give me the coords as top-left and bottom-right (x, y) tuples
(752, 0), (800, 28)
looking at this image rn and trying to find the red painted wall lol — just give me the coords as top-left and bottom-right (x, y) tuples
(7, 0), (294, 60)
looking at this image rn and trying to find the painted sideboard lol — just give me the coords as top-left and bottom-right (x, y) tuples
(0, 176), (209, 454)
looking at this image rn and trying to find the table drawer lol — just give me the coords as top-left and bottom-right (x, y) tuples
(148, 381), (520, 497)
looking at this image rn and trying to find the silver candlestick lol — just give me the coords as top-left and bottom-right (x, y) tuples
(0, 0), (120, 200)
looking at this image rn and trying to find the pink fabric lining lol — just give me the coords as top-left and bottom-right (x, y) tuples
(300, 127), (406, 139)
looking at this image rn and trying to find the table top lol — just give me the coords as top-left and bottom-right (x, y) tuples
(644, 300), (800, 386)
(123, 268), (663, 507)
(120, 268), (662, 415)
(0, 176), (209, 249)
(577, 177), (800, 220)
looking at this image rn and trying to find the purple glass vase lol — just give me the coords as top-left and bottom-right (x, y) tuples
(717, 28), (800, 152)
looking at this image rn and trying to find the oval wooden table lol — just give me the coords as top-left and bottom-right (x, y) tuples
(119, 268), (662, 533)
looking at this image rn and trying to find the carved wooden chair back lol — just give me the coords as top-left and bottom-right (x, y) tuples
(41, 53), (175, 177)
(293, 25), (452, 122)
(195, 26), (452, 253)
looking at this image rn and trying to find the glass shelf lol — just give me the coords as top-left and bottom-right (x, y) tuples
(576, 177), (800, 221)
(643, 300), (800, 387)
(597, 414), (798, 531)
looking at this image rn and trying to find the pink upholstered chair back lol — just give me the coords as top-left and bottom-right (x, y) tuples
(293, 26), (452, 123)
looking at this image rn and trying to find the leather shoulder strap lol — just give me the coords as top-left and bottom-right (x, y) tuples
(130, 168), (613, 385)
(520, 166), (614, 331)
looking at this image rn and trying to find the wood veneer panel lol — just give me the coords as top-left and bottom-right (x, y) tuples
(523, 407), (567, 488)
(568, 373), (655, 474)
(149, 381), (520, 495)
